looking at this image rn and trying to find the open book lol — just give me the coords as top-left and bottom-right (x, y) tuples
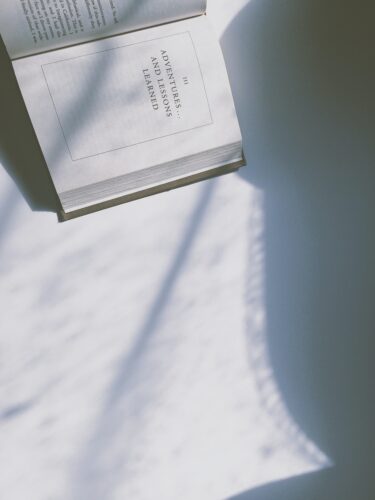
(0, 1), (244, 220)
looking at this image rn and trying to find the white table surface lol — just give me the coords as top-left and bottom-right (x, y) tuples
(0, 2), (329, 499)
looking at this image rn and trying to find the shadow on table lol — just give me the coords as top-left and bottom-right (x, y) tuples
(222, 0), (375, 498)
(0, 37), (60, 214)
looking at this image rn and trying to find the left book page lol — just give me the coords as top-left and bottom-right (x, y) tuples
(0, 0), (206, 59)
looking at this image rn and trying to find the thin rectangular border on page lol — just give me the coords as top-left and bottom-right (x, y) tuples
(40, 31), (213, 162)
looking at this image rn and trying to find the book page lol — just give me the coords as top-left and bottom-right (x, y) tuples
(41, 32), (212, 161)
(0, 0), (206, 59)
(12, 16), (241, 210)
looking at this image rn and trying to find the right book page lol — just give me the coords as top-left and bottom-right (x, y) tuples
(13, 15), (242, 212)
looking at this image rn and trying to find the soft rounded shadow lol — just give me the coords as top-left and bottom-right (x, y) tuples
(222, 0), (375, 498)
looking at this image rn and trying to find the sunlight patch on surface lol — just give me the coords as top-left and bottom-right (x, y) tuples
(0, 166), (329, 499)
(0, 0), (330, 498)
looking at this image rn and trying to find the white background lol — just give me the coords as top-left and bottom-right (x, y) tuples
(0, 1), (348, 499)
